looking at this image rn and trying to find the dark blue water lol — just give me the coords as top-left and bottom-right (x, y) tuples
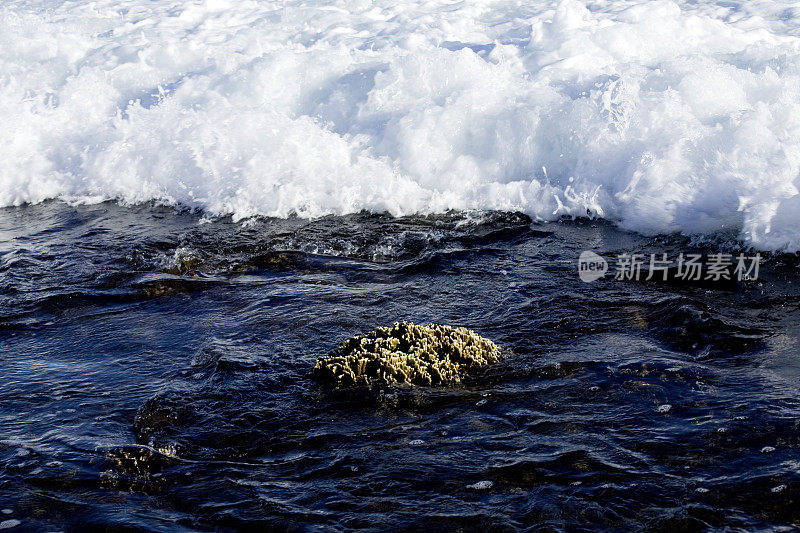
(1, 202), (798, 531)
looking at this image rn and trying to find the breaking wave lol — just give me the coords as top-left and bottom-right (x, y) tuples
(4, 0), (800, 250)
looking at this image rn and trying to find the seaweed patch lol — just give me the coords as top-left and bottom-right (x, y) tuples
(312, 322), (501, 387)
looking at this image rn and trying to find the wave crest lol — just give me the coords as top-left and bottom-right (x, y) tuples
(3, 0), (800, 250)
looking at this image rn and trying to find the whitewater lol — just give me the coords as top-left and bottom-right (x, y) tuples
(3, 0), (800, 250)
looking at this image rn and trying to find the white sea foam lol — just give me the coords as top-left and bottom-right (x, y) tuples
(4, 0), (800, 250)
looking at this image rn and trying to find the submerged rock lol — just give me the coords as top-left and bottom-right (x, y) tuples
(312, 322), (501, 387)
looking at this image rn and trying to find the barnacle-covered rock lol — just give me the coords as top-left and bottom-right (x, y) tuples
(312, 322), (501, 387)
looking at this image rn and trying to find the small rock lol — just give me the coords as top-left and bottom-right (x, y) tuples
(467, 480), (493, 490)
(312, 322), (501, 387)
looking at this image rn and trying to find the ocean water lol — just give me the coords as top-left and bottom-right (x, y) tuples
(1, 202), (799, 530)
(4, 0), (800, 250)
(3, 0), (800, 530)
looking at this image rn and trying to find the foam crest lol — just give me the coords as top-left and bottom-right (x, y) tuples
(3, 0), (800, 249)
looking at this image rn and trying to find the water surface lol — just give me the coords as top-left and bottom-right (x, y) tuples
(1, 202), (798, 531)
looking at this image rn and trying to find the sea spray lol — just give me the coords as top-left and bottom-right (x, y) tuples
(4, 0), (800, 249)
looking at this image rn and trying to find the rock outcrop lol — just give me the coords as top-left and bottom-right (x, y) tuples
(313, 322), (501, 386)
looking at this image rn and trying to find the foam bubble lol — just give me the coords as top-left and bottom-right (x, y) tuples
(4, 0), (800, 250)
